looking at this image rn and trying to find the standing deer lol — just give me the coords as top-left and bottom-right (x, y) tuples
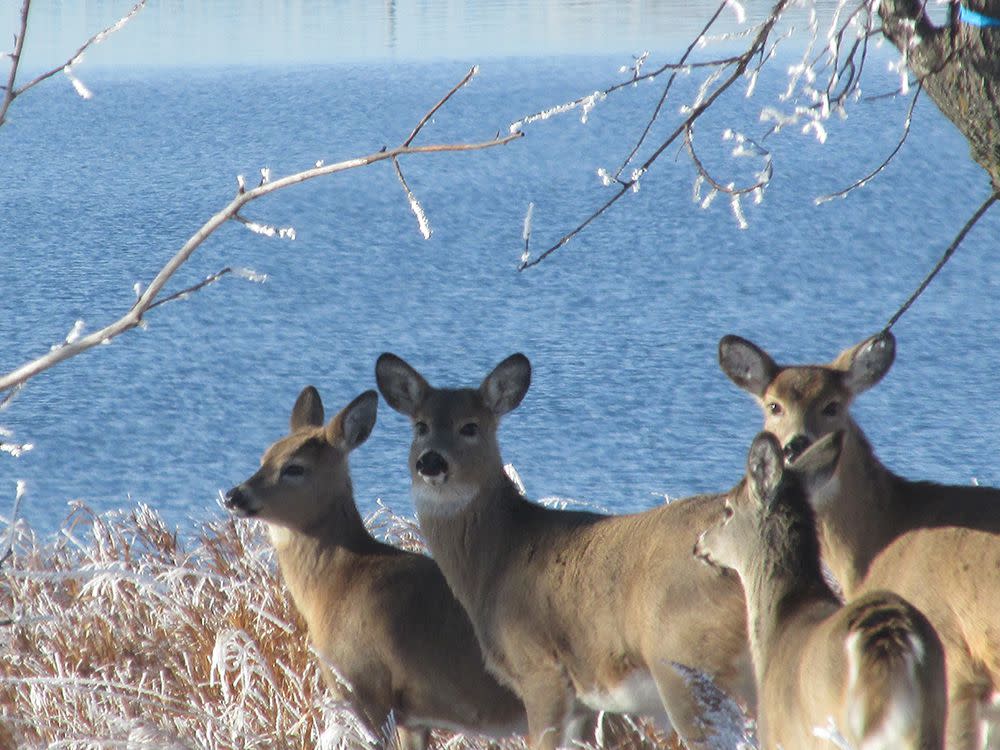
(719, 331), (1000, 750)
(695, 431), (947, 749)
(376, 352), (756, 750)
(224, 386), (526, 749)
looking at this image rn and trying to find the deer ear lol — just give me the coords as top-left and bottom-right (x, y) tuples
(480, 354), (531, 417)
(747, 432), (784, 504)
(291, 386), (324, 431)
(719, 335), (780, 397)
(376, 353), (429, 417)
(328, 390), (378, 451)
(832, 331), (895, 396)
(790, 430), (843, 495)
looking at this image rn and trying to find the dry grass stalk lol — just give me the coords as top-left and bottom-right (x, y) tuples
(0, 500), (685, 749)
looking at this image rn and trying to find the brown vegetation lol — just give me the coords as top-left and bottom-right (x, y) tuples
(0, 501), (684, 749)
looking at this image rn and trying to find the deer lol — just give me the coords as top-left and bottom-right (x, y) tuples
(376, 352), (757, 750)
(694, 430), (947, 749)
(223, 386), (527, 750)
(718, 330), (1000, 750)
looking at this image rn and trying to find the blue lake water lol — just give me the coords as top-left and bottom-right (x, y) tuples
(2, 3), (999, 539)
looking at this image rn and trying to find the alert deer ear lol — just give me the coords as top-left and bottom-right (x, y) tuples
(291, 386), (325, 431)
(747, 432), (785, 505)
(328, 390), (378, 451)
(376, 353), (429, 417)
(833, 331), (895, 396)
(719, 335), (780, 397)
(480, 353), (531, 417)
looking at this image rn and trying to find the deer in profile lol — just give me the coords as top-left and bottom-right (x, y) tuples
(224, 386), (526, 749)
(695, 430), (947, 749)
(719, 331), (1000, 750)
(376, 352), (756, 750)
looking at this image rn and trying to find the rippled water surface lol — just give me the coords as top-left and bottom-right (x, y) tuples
(2, 2), (998, 538)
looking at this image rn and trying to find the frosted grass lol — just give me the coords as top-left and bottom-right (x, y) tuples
(0, 500), (690, 748)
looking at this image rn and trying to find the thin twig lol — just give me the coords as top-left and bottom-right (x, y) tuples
(816, 84), (921, 204)
(685, 123), (771, 198)
(884, 192), (999, 331)
(0, 0), (31, 127)
(146, 268), (234, 311)
(0, 0), (146, 127)
(402, 64), (478, 147)
(0, 88), (522, 393)
(613, 0), (731, 180)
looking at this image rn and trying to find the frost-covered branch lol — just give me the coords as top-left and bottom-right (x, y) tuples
(0, 74), (522, 394)
(884, 192), (999, 332)
(0, 0), (147, 128)
(816, 84), (921, 204)
(520, 0), (790, 269)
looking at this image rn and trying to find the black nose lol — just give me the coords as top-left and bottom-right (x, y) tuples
(416, 450), (448, 477)
(784, 435), (812, 463)
(224, 486), (246, 511)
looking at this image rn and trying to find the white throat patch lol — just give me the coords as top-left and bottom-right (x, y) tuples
(412, 480), (477, 519)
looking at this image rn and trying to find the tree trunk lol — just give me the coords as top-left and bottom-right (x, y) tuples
(880, 0), (1000, 191)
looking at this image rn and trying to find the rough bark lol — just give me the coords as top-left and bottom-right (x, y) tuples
(880, 0), (1000, 191)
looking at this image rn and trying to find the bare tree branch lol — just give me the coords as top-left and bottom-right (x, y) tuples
(0, 81), (522, 393)
(884, 191), (999, 331)
(816, 84), (922, 205)
(0, 0), (147, 127)
(519, 0), (790, 269)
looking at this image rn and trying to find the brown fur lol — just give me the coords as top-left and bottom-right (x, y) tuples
(225, 387), (526, 749)
(696, 432), (946, 749)
(376, 353), (755, 750)
(719, 331), (1000, 750)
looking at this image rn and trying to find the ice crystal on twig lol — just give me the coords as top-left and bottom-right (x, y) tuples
(0, 440), (33, 458)
(51, 320), (86, 351)
(241, 221), (296, 240)
(520, 203), (535, 265)
(63, 65), (93, 100)
(405, 190), (432, 240)
(730, 193), (748, 230)
(234, 268), (268, 283)
(725, 0), (747, 24)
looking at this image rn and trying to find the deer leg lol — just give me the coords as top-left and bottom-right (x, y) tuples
(649, 663), (715, 750)
(395, 726), (429, 750)
(519, 672), (575, 750)
(945, 683), (983, 750)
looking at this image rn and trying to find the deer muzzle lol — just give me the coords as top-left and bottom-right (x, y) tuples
(224, 486), (258, 517)
(416, 450), (449, 485)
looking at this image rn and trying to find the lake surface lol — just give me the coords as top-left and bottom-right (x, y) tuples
(2, 2), (999, 539)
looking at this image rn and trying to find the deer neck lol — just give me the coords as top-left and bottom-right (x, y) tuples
(811, 422), (897, 596)
(268, 487), (382, 623)
(740, 507), (840, 687)
(415, 472), (522, 617)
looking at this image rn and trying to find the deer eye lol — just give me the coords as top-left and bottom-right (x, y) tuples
(722, 501), (734, 521)
(281, 464), (306, 479)
(415, 421), (429, 437)
(767, 402), (783, 416)
(459, 422), (478, 437)
(822, 401), (840, 417)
